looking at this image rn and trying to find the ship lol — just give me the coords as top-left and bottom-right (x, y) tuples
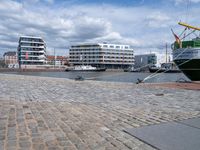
(149, 62), (181, 73)
(171, 22), (200, 81)
(124, 66), (140, 72)
(65, 65), (106, 72)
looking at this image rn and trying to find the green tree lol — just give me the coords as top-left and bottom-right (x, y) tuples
(0, 59), (7, 68)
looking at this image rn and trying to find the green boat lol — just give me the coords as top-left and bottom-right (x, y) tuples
(172, 22), (200, 81)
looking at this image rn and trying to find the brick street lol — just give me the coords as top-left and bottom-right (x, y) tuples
(0, 74), (200, 150)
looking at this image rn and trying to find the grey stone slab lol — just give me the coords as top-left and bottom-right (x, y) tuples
(178, 117), (200, 129)
(124, 122), (200, 150)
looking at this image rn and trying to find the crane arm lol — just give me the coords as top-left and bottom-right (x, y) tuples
(178, 22), (200, 31)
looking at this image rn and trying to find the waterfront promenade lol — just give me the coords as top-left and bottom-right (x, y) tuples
(0, 74), (200, 150)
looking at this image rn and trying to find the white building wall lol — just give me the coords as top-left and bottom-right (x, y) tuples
(69, 43), (134, 68)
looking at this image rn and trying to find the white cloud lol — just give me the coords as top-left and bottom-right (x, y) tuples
(173, 0), (200, 4)
(146, 12), (171, 28)
(0, 0), (22, 12)
(22, 0), (54, 4)
(44, 0), (54, 4)
(0, 0), (200, 56)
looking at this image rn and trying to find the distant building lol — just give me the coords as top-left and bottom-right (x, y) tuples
(47, 55), (69, 66)
(0, 56), (6, 68)
(3, 51), (18, 65)
(69, 43), (134, 69)
(134, 54), (157, 71)
(18, 36), (46, 68)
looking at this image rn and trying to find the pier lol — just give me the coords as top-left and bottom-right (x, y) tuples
(0, 74), (200, 150)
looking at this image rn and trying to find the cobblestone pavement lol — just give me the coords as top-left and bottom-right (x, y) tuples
(0, 74), (200, 150)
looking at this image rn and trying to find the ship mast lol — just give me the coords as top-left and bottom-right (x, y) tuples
(165, 43), (168, 63)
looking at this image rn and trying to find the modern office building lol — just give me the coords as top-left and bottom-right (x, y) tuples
(18, 36), (46, 68)
(134, 53), (157, 71)
(69, 43), (134, 69)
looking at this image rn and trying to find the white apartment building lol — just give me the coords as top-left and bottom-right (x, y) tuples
(18, 36), (46, 68)
(69, 43), (134, 69)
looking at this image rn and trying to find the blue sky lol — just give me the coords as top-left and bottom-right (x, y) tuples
(0, 0), (200, 62)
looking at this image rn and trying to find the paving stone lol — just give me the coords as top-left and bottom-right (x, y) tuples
(0, 141), (4, 150)
(32, 137), (44, 143)
(19, 141), (31, 148)
(47, 146), (62, 150)
(123, 140), (137, 149)
(0, 74), (200, 150)
(6, 140), (17, 148)
(33, 143), (46, 150)
(45, 140), (58, 147)
(18, 148), (31, 150)
(7, 147), (17, 150)
(63, 146), (77, 150)
(0, 134), (5, 141)
(0, 125), (6, 131)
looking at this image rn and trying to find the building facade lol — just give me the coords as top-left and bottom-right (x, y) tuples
(18, 36), (46, 68)
(3, 51), (18, 65)
(47, 55), (69, 66)
(69, 43), (134, 69)
(134, 54), (157, 71)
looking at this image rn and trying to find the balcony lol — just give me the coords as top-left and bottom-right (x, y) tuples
(20, 59), (45, 62)
(20, 50), (45, 54)
(20, 40), (45, 44)
(20, 45), (45, 49)
(20, 54), (46, 58)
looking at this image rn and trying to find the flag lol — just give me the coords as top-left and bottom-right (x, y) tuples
(25, 52), (28, 60)
(171, 29), (182, 48)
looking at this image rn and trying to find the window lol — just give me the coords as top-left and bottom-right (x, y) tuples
(103, 45), (108, 48)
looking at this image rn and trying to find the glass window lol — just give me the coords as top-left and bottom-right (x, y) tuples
(125, 46), (129, 49)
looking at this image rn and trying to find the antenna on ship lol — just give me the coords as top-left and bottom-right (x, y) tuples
(54, 48), (56, 69)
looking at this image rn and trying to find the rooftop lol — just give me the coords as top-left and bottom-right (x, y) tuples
(71, 43), (132, 50)
(3, 51), (17, 57)
(20, 35), (43, 39)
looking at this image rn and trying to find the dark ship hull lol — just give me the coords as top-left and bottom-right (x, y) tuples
(174, 59), (200, 81)
(149, 67), (181, 73)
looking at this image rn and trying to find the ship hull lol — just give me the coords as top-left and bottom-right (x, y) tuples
(149, 67), (181, 73)
(174, 59), (200, 81)
(173, 47), (200, 81)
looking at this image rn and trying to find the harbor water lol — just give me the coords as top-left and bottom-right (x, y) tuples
(1, 71), (189, 83)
